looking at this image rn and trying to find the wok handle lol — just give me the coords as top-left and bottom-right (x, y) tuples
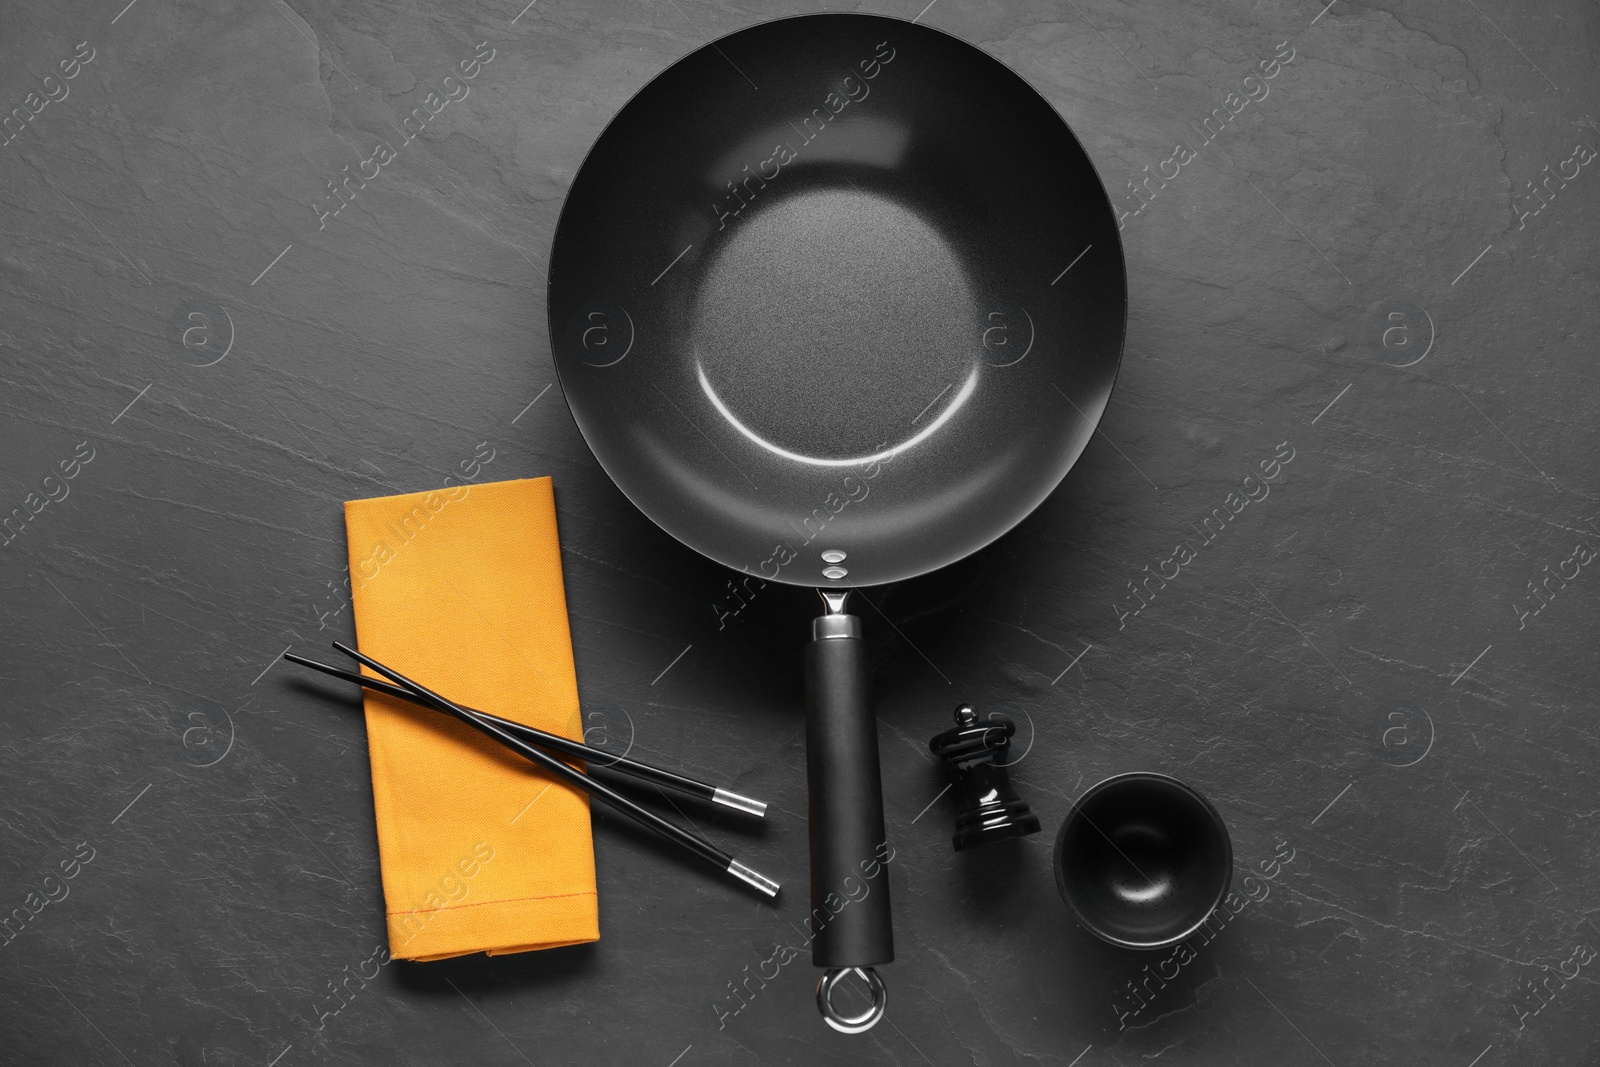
(804, 590), (892, 1032)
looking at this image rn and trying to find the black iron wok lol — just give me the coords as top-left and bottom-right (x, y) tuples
(548, 11), (1126, 1031)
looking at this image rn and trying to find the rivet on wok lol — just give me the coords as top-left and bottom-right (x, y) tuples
(822, 565), (848, 580)
(821, 550), (847, 563)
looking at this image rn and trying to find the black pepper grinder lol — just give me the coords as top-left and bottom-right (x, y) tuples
(928, 704), (1041, 851)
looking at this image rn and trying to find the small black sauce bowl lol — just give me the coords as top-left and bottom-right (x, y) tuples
(1053, 772), (1233, 950)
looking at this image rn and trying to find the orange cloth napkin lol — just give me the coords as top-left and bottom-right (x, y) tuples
(344, 476), (599, 960)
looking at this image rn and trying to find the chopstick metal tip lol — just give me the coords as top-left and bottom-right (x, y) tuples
(727, 859), (780, 898)
(713, 788), (768, 818)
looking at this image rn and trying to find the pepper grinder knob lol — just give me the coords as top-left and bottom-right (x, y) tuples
(927, 704), (1041, 851)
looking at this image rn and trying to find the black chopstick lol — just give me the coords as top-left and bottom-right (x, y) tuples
(327, 641), (780, 899)
(283, 652), (765, 818)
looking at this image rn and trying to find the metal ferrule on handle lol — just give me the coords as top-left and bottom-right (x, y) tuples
(804, 590), (892, 1033)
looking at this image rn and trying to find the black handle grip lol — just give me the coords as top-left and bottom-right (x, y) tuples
(804, 621), (894, 968)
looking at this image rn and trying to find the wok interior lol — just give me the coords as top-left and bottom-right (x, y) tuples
(691, 188), (978, 461)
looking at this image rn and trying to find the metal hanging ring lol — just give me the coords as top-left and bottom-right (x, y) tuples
(816, 966), (887, 1033)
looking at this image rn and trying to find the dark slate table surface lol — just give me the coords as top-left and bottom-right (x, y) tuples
(3, 0), (1597, 1064)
